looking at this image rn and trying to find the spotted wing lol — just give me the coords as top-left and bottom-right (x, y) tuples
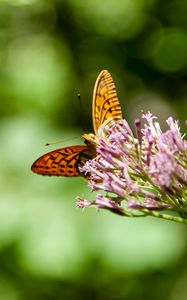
(31, 145), (90, 177)
(92, 70), (122, 134)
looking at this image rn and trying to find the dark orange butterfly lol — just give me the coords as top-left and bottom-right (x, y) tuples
(31, 70), (122, 177)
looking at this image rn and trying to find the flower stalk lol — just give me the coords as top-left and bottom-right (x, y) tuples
(77, 112), (187, 224)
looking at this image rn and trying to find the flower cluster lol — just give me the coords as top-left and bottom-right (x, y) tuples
(77, 112), (187, 224)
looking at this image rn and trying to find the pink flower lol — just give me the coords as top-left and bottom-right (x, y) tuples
(77, 112), (187, 223)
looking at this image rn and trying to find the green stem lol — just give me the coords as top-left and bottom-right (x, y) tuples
(141, 209), (187, 224)
(102, 206), (187, 223)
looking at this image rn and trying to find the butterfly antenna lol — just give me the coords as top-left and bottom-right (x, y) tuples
(45, 137), (79, 146)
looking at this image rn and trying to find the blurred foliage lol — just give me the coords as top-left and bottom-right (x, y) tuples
(0, 0), (187, 299)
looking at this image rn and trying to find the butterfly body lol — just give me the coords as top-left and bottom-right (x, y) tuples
(31, 70), (122, 177)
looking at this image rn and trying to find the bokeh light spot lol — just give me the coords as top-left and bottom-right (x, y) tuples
(69, 0), (152, 39)
(150, 28), (187, 72)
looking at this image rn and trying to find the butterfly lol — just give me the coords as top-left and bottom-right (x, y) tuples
(31, 70), (122, 177)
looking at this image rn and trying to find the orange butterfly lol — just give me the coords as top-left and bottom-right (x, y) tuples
(31, 70), (122, 177)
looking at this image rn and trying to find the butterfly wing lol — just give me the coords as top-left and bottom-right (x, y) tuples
(31, 70), (122, 177)
(31, 145), (90, 177)
(92, 70), (122, 134)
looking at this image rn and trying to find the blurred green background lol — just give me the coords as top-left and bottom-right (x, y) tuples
(0, 0), (187, 299)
